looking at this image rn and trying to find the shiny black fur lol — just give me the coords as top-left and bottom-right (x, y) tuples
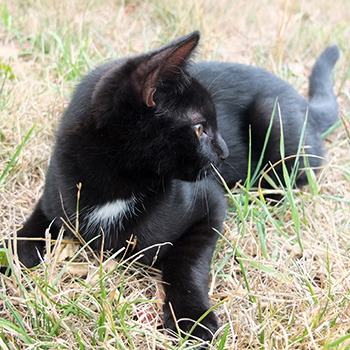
(191, 45), (339, 188)
(1, 31), (339, 344)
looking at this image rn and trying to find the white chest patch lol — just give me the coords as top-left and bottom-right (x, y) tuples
(91, 200), (130, 222)
(84, 196), (138, 233)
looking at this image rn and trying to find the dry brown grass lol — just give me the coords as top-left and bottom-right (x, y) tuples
(1, 0), (350, 349)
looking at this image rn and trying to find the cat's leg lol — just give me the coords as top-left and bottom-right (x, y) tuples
(161, 188), (226, 343)
(161, 220), (220, 342)
(1, 199), (53, 273)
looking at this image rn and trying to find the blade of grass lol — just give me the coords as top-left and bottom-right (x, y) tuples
(0, 124), (35, 186)
(277, 104), (303, 252)
(217, 322), (230, 350)
(0, 317), (35, 345)
(289, 109), (308, 184)
(244, 125), (252, 215)
(212, 164), (246, 236)
(304, 155), (319, 196)
(256, 217), (269, 259)
(250, 97), (278, 186)
(325, 333), (350, 348)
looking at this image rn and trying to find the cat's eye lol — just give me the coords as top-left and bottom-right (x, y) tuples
(193, 123), (204, 138)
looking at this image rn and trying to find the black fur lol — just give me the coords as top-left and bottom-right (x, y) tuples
(1, 31), (339, 344)
(191, 45), (339, 188)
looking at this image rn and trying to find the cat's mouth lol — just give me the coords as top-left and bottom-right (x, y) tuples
(195, 163), (221, 182)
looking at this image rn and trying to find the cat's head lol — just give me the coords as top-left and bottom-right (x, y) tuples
(86, 31), (228, 182)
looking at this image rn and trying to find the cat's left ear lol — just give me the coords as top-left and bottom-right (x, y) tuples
(133, 31), (200, 107)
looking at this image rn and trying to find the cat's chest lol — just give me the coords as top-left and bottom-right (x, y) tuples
(83, 197), (138, 234)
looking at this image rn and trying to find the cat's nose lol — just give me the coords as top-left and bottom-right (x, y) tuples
(217, 134), (229, 160)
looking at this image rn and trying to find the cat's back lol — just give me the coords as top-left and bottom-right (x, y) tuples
(190, 61), (296, 103)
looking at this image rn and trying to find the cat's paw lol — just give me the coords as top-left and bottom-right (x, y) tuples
(164, 309), (218, 346)
(17, 240), (45, 268)
(0, 265), (9, 275)
(0, 239), (44, 274)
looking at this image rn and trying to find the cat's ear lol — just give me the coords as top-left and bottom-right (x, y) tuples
(133, 31), (200, 107)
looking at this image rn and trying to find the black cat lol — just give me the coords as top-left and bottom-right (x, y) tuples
(1, 31), (339, 344)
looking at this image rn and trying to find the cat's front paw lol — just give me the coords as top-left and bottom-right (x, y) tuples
(0, 239), (44, 274)
(17, 239), (45, 268)
(163, 307), (218, 345)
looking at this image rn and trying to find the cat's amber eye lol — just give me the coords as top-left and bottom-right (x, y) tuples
(193, 123), (204, 138)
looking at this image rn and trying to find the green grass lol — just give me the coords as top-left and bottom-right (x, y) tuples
(0, 124), (35, 187)
(1, 0), (350, 349)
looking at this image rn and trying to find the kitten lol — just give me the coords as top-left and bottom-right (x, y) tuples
(1, 31), (339, 344)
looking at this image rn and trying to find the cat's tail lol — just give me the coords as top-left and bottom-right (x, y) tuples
(308, 45), (340, 133)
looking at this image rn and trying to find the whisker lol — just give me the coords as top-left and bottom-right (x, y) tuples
(185, 171), (202, 218)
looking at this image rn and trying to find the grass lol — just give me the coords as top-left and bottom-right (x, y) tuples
(1, 0), (350, 349)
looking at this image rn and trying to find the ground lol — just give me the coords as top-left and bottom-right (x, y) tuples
(0, 0), (350, 349)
